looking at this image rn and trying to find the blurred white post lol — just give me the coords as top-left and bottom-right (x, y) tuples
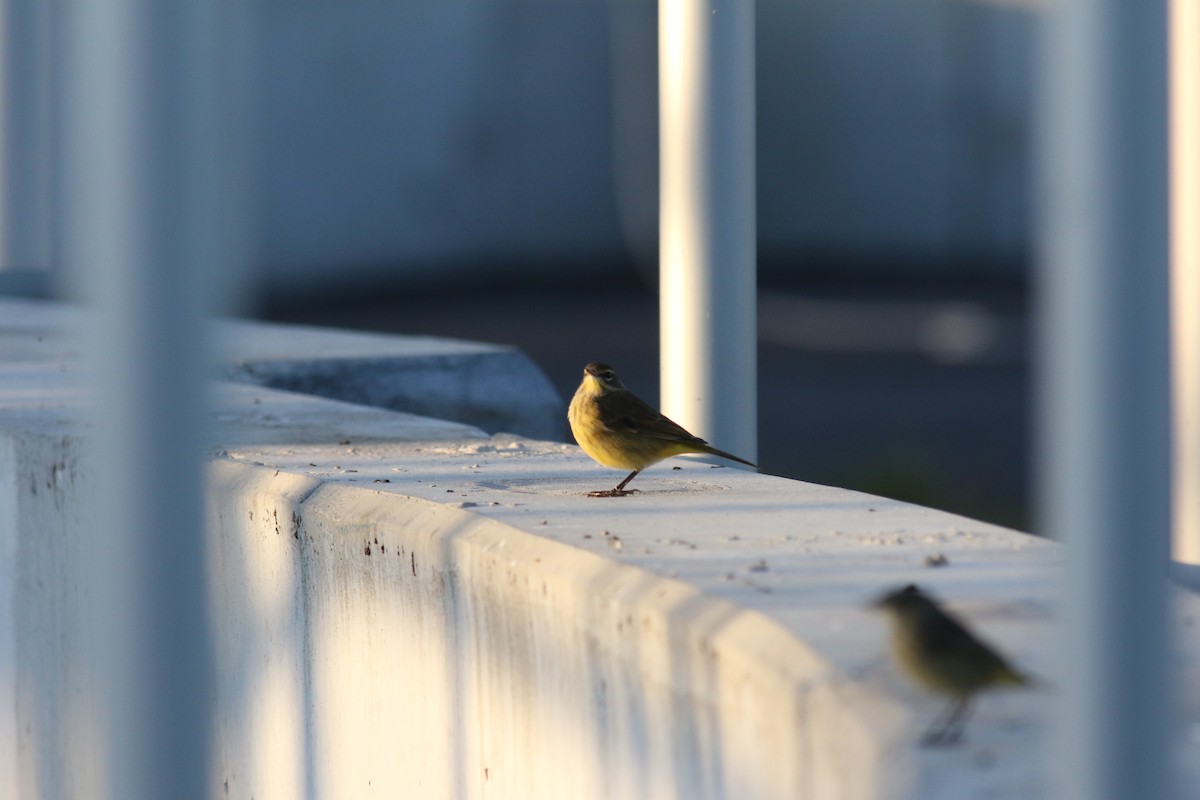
(1172, 0), (1200, 567)
(60, 2), (226, 798)
(1037, 1), (1172, 799)
(659, 0), (757, 462)
(0, 0), (54, 271)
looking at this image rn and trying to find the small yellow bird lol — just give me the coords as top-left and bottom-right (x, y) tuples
(874, 584), (1029, 746)
(567, 361), (755, 497)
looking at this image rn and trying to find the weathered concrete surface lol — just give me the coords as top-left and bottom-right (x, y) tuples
(204, 429), (1058, 800)
(215, 318), (564, 441)
(0, 296), (564, 441)
(2, 296), (1197, 799)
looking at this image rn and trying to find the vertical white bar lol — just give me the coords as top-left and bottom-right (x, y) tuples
(1171, 0), (1200, 565)
(60, 2), (225, 798)
(1037, 1), (1172, 799)
(659, 0), (757, 462)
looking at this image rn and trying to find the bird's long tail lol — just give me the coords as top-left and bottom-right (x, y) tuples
(698, 443), (756, 469)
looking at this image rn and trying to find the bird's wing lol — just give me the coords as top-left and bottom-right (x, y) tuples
(921, 610), (1024, 684)
(918, 611), (983, 659)
(596, 389), (756, 467)
(601, 392), (706, 444)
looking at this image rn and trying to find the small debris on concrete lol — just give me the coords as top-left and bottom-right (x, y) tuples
(667, 538), (697, 549)
(924, 553), (950, 567)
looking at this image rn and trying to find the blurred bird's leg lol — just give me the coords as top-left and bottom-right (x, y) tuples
(921, 697), (972, 747)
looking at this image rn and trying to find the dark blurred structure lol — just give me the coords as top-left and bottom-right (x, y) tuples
(247, 1), (1036, 528)
(244, 0), (1033, 290)
(1, 1), (1038, 528)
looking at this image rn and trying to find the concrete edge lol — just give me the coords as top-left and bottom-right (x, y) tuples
(206, 457), (913, 799)
(214, 317), (565, 441)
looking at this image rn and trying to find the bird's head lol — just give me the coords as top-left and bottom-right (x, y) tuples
(580, 362), (626, 395)
(873, 584), (936, 616)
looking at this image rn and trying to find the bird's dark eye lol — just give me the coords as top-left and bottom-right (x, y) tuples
(602, 371), (615, 382)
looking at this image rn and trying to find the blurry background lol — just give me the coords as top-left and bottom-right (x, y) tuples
(3, 0), (1037, 528)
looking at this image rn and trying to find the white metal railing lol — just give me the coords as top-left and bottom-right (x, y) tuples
(1037, 1), (1173, 798)
(59, 3), (245, 798)
(658, 0), (758, 464)
(1171, 0), (1200, 569)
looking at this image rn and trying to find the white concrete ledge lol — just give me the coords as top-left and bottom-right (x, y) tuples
(2, 297), (1197, 799)
(215, 318), (564, 441)
(0, 296), (564, 441)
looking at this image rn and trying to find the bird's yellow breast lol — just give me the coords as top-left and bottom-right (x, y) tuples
(569, 390), (638, 469)
(568, 385), (685, 471)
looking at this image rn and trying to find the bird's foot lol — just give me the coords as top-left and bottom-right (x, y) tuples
(586, 488), (640, 498)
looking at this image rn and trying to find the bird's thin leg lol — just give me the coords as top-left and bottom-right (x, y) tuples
(920, 702), (953, 746)
(942, 697), (973, 743)
(587, 470), (641, 498)
(921, 697), (972, 747)
(614, 470), (639, 492)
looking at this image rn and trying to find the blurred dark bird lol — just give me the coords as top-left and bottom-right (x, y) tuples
(874, 583), (1029, 746)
